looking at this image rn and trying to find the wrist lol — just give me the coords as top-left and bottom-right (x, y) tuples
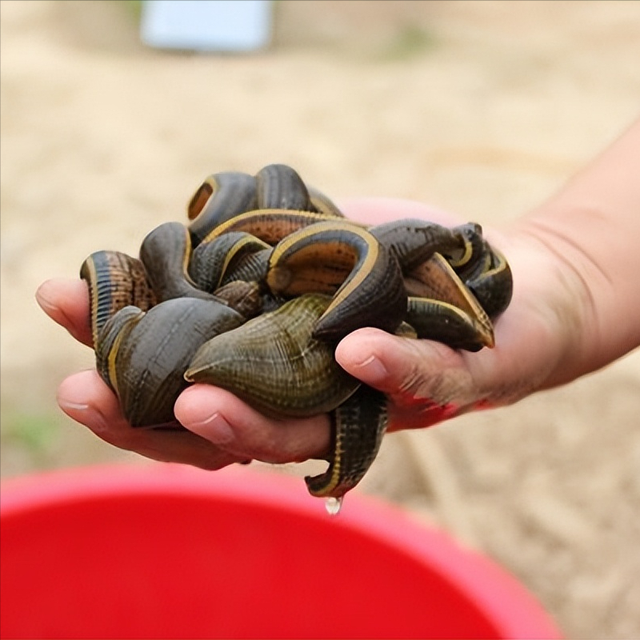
(503, 212), (608, 389)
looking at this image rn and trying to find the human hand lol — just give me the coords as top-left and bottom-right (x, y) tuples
(35, 277), (333, 470)
(335, 198), (585, 429)
(35, 197), (582, 469)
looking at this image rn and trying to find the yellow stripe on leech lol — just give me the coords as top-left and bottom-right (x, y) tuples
(84, 257), (101, 346)
(202, 209), (330, 244)
(478, 248), (509, 280)
(322, 224), (379, 315)
(220, 235), (265, 285)
(320, 468), (341, 495)
(448, 235), (474, 268)
(430, 253), (492, 325)
(181, 225), (211, 289)
(269, 221), (381, 322)
(106, 326), (127, 398)
(323, 425), (344, 495)
(181, 226), (193, 276)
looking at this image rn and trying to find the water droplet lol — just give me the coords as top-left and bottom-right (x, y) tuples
(324, 496), (343, 516)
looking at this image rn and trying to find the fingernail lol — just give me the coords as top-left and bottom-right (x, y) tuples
(35, 282), (58, 312)
(351, 354), (389, 384)
(58, 398), (110, 434)
(186, 412), (235, 445)
(58, 399), (90, 411)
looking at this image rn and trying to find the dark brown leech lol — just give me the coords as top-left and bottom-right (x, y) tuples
(466, 248), (513, 319)
(187, 172), (258, 245)
(139, 221), (223, 303)
(405, 252), (494, 349)
(267, 220), (407, 341)
(98, 298), (245, 428)
(306, 185), (346, 218)
(305, 384), (388, 499)
(200, 209), (339, 246)
(213, 280), (263, 319)
(189, 231), (271, 292)
(185, 294), (361, 418)
(369, 219), (466, 272)
(80, 250), (156, 347)
(255, 164), (312, 211)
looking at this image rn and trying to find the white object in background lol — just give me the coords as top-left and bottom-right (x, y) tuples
(140, 1), (273, 52)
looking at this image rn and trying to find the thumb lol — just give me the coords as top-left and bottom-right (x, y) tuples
(335, 328), (482, 429)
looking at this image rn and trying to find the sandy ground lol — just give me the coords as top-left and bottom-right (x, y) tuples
(2, 1), (640, 637)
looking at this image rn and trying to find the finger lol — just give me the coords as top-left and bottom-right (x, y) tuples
(174, 384), (332, 464)
(57, 370), (238, 470)
(336, 327), (477, 405)
(36, 278), (93, 347)
(335, 328), (480, 430)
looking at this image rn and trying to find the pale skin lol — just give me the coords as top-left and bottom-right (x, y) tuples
(36, 118), (640, 470)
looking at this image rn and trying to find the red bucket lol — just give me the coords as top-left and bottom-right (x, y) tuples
(1, 464), (560, 639)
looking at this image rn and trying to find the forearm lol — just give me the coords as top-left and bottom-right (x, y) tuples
(513, 117), (640, 385)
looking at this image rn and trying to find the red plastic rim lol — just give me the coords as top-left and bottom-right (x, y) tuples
(1, 463), (562, 639)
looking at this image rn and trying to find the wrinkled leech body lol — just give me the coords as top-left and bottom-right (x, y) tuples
(186, 295), (360, 417)
(189, 231), (272, 292)
(405, 253), (495, 351)
(140, 221), (222, 303)
(201, 209), (339, 246)
(466, 247), (513, 320)
(256, 163), (312, 211)
(187, 171), (258, 245)
(306, 384), (388, 498)
(79, 163), (513, 500)
(185, 294), (389, 498)
(97, 298), (244, 427)
(80, 250), (157, 347)
(266, 220), (407, 341)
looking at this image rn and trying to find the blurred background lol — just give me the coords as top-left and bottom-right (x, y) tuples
(1, 1), (639, 637)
